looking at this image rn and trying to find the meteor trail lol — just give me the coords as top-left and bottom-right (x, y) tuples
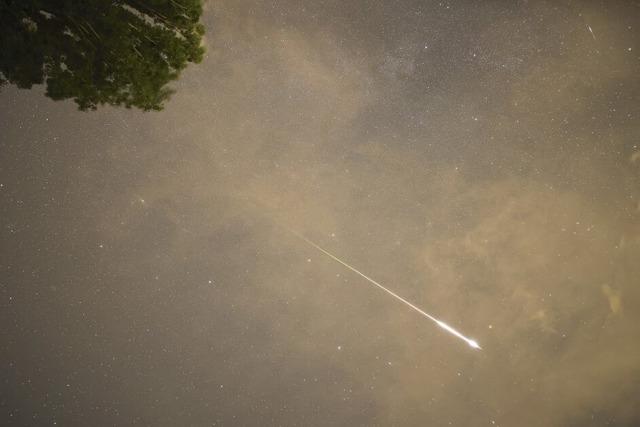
(293, 231), (481, 350)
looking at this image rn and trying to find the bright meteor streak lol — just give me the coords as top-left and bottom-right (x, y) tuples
(293, 232), (481, 350)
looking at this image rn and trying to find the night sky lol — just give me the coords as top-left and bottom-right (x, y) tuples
(2, 1), (640, 426)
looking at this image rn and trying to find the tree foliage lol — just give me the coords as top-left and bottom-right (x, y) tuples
(0, 0), (205, 111)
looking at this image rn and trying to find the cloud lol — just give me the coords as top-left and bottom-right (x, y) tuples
(601, 284), (622, 315)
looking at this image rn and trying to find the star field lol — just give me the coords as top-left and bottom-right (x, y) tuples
(1, 1), (639, 425)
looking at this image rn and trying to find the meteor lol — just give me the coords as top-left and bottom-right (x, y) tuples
(293, 231), (481, 350)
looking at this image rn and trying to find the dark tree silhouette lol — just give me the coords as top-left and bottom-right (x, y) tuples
(0, 0), (205, 111)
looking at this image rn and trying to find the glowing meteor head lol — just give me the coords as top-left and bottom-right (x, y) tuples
(468, 340), (481, 350)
